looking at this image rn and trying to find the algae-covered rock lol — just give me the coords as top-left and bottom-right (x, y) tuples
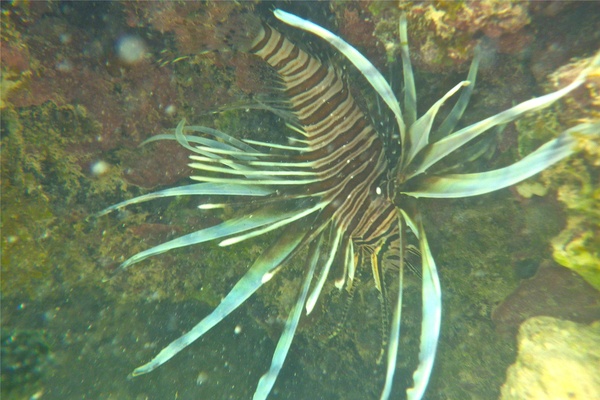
(500, 316), (600, 400)
(514, 52), (600, 291)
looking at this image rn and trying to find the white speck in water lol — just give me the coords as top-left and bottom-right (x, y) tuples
(6, 235), (19, 244)
(56, 59), (73, 72)
(42, 308), (57, 323)
(116, 34), (147, 65)
(196, 371), (209, 386)
(376, 186), (382, 195)
(234, 325), (242, 335)
(29, 389), (45, 400)
(90, 160), (110, 176)
(59, 33), (72, 44)
(164, 104), (176, 116)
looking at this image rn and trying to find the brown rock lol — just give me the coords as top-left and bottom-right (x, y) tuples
(492, 261), (600, 335)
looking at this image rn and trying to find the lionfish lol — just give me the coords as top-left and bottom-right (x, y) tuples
(100, 8), (599, 400)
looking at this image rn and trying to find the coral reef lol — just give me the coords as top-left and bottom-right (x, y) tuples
(365, 1), (599, 77)
(368, 0), (531, 72)
(500, 316), (600, 400)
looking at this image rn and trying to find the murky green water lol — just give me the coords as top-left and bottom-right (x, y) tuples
(2, 2), (599, 399)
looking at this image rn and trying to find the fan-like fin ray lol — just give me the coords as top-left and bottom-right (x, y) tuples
(184, 124), (261, 154)
(97, 183), (274, 216)
(434, 46), (481, 139)
(142, 133), (251, 158)
(404, 81), (470, 167)
(334, 239), (353, 289)
(168, 120), (265, 174)
(399, 13), (416, 128)
(400, 210), (441, 400)
(245, 159), (318, 168)
(148, 121), (262, 162)
(172, 119), (227, 160)
(253, 233), (323, 400)
(190, 175), (321, 186)
(306, 225), (343, 315)
(405, 122), (599, 198)
(132, 224), (308, 376)
(188, 160), (316, 177)
(244, 139), (308, 151)
(187, 146), (278, 159)
(347, 240), (356, 288)
(380, 218), (405, 400)
(118, 207), (309, 271)
(285, 122), (310, 138)
(410, 52), (600, 179)
(220, 202), (325, 246)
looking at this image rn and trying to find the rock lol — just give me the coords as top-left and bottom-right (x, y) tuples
(492, 262), (600, 335)
(500, 316), (600, 400)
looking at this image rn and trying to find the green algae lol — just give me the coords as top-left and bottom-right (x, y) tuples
(515, 106), (564, 158)
(545, 151), (600, 291)
(2, 103), (89, 297)
(0, 90), (260, 306)
(0, 101), (182, 300)
(1, 68), (29, 110)
(514, 54), (600, 291)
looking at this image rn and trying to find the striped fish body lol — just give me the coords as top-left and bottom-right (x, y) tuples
(101, 8), (598, 400)
(249, 23), (399, 275)
(102, 15), (409, 400)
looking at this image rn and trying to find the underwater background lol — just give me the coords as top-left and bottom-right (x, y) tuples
(2, 1), (599, 399)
